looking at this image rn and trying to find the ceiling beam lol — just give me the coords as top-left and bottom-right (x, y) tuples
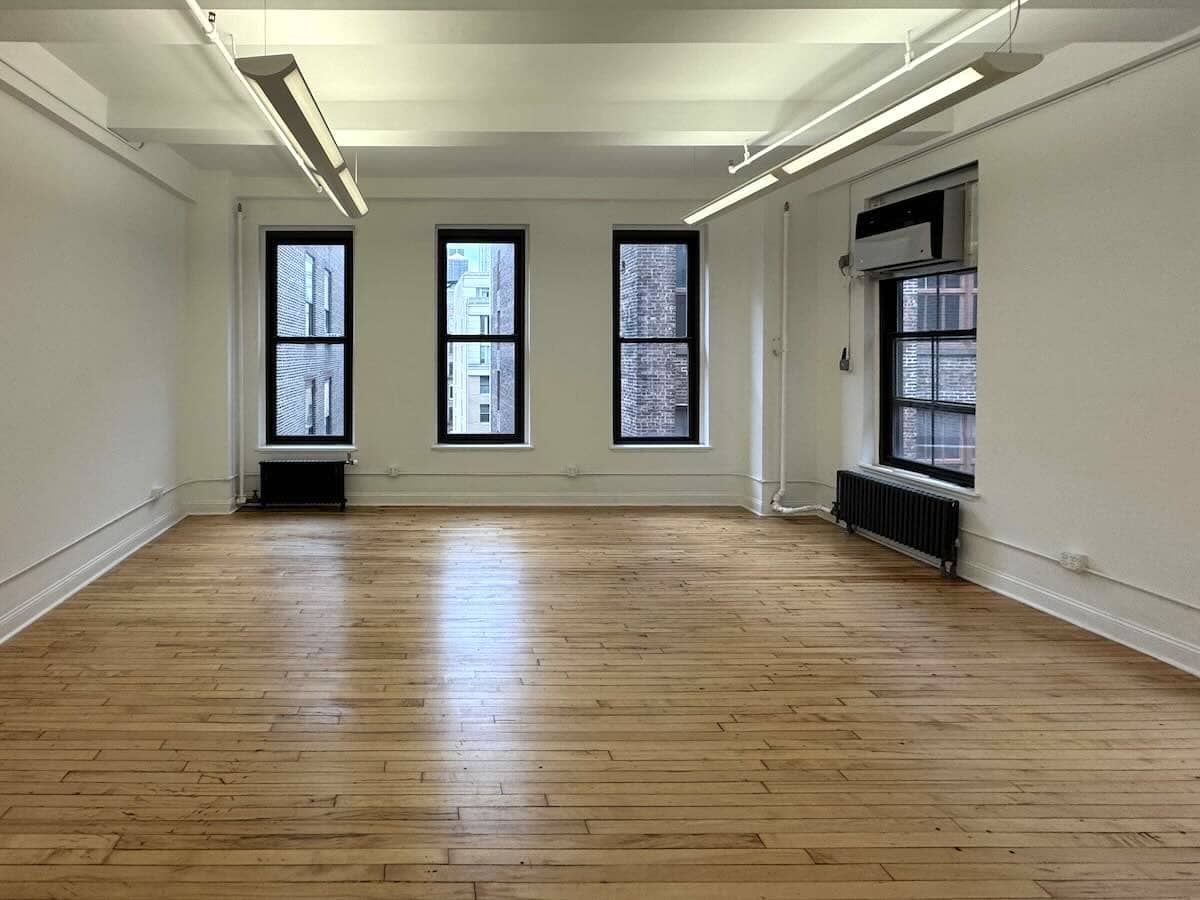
(7, 0), (1190, 10)
(3, 7), (1196, 46)
(106, 96), (955, 147)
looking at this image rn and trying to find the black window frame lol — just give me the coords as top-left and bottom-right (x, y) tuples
(264, 230), (354, 446)
(879, 267), (977, 487)
(436, 228), (526, 445)
(612, 229), (701, 445)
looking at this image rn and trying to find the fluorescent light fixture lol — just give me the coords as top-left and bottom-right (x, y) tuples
(783, 68), (983, 175)
(729, 0), (1034, 175)
(782, 54), (1039, 176)
(182, 0), (321, 194)
(684, 52), (1041, 225)
(683, 173), (779, 225)
(236, 54), (368, 218)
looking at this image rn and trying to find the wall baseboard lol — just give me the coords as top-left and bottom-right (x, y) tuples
(842, 523), (1200, 678)
(0, 509), (184, 644)
(186, 499), (238, 515)
(959, 558), (1200, 678)
(345, 490), (745, 507)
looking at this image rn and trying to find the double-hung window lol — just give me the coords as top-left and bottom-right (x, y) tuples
(322, 268), (333, 333)
(879, 269), (978, 486)
(612, 230), (701, 444)
(437, 229), (526, 444)
(303, 254), (316, 336)
(265, 231), (352, 444)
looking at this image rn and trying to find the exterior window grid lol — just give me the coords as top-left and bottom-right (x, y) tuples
(879, 269), (977, 487)
(436, 228), (526, 444)
(265, 231), (353, 446)
(612, 230), (701, 444)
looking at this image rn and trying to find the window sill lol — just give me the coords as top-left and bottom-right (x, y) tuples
(610, 443), (711, 451)
(257, 445), (357, 452)
(859, 463), (979, 499)
(432, 443), (534, 451)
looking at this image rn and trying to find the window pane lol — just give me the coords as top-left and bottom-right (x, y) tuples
(275, 344), (345, 437)
(618, 243), (690, 338)
(936, 339), (977, 404)
(892, 404), (932, 466)
(619, 342), (691, 438)
(939, 271), (977, 330)
(445, 241), (516, 335)
(445, 342), (516, 435)
(899, 277), (938, 332)
(894, 339), (933, 400)
(276, 243), (346, 337)
(935, 410), (976, 476)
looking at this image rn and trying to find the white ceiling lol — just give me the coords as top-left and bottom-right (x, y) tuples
(2, 1), (1197, 180)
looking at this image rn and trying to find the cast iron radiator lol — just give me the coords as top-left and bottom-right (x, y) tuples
(258, 460), (346, 510)
(831, 469), (959, 573)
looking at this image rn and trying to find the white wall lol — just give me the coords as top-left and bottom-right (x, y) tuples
(775, 45), (1200, 672)
(235, 195), (761, 507)
(0, 86), (190, 636)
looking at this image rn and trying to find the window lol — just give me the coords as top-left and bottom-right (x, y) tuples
(880, 269), (977, 486)
(305, 379), (316, 435)
(322, 268), (332, 333)
(303, 254), (316, 336)
(437, 229), (525, 444)
(265, 231), (352, 445)
(613, 230), (701, 444)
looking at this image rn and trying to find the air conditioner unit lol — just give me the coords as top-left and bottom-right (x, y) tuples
(852, 187), (964, 272)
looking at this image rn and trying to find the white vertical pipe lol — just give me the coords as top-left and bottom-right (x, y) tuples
(771, 200), (830, 516)
(235, 201), (246, 506)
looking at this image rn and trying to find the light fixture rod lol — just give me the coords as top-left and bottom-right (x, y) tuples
(181, 0), (321, 193)
(729, 0), (1033, 175)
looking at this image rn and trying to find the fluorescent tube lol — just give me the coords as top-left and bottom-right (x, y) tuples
(683, 173), (779, 225)
(683, 53), (1041, 225)
(782, 67), (983, 175)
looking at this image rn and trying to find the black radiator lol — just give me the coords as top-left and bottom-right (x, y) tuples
(258, 460), (346, 510)
(832, 470), (959, 573)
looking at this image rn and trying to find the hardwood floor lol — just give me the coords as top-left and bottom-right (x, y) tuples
(1, 507), (1198, 899)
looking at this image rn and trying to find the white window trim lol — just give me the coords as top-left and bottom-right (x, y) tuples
(860, 463), (979, 499)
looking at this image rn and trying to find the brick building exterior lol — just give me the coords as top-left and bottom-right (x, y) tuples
(489, 244), (516, 434)
(446, 241), (516, 436)
(897, 272), (977, 473)
(275, 244), (346, 438)
(618, 244), (689, 437)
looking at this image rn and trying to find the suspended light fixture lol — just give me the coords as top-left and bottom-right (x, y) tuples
(684, 52), (1041, 225)
(181, 1), (366, 218)
(236, 54), (368, 218)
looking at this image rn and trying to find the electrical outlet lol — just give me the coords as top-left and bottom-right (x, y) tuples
(148, 486), (164, 501)
(1059, 552), (1089, 573)
(386, 465), (403, 477)
(563, 465), (580, 478)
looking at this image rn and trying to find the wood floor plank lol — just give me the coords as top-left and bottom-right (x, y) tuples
(0, 507), (1195, 899)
